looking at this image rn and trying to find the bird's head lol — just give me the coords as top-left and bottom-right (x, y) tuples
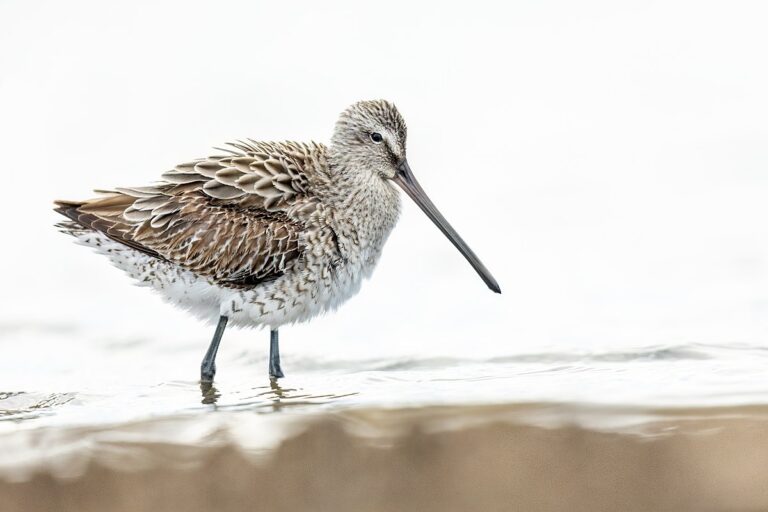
(331, 99), (407, 180)
(330, 99), (501, 294)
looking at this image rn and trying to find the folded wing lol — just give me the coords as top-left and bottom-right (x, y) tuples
(55, 141), (326, 288)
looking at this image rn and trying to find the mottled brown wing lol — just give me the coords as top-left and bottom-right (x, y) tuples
(55, 140), (327, 288)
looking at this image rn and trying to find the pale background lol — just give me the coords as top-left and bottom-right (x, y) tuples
(1, 0), (767, 377)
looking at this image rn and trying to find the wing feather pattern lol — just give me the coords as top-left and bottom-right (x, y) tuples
(54, 141), (327, 288)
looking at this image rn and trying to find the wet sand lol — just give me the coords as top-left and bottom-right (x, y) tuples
(2, 403), (768, 512)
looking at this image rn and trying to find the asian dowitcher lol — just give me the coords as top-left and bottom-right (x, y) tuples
(54, 100), (500, 382)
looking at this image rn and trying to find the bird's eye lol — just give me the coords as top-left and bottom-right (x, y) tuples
(370, 132), (384, 144)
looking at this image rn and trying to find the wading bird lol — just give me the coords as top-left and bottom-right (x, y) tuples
(54, 100), (500, 382)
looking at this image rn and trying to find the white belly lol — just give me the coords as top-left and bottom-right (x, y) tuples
(74, 231), (372, 329)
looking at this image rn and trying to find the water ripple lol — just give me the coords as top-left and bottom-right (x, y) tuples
(0, 391), (77, 421)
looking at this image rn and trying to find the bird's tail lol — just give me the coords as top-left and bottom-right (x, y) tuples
(53, 199), (90, 236)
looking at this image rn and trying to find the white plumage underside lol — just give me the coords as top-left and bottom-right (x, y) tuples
(74, 230), (370, 329)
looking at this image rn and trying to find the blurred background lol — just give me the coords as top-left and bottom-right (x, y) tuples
(1, 0), (768, 421)
(3, 2), (768, 510)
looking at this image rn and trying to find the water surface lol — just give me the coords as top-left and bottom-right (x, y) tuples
(3, 321), (768, 436)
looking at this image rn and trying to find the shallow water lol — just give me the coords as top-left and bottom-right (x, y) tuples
(3, 321), (768, 438)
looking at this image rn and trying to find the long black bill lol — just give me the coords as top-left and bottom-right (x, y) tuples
(394, 160), (501, 294)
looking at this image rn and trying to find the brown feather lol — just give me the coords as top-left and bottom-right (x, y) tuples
(53, 141), (328, 288)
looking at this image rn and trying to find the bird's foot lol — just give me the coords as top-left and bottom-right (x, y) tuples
(269, 366), (285, 379)
(200, 363), (216, 383)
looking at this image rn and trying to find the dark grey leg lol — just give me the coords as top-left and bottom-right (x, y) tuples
(269, 329), (285, 379)
(200, 315), (228, 382)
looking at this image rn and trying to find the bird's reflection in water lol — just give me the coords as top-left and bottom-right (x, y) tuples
(199, 377), (357, 411)
(262, 378), (298, 412)
(199, 381), (220, 405)
(197, 378), (296, 409)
